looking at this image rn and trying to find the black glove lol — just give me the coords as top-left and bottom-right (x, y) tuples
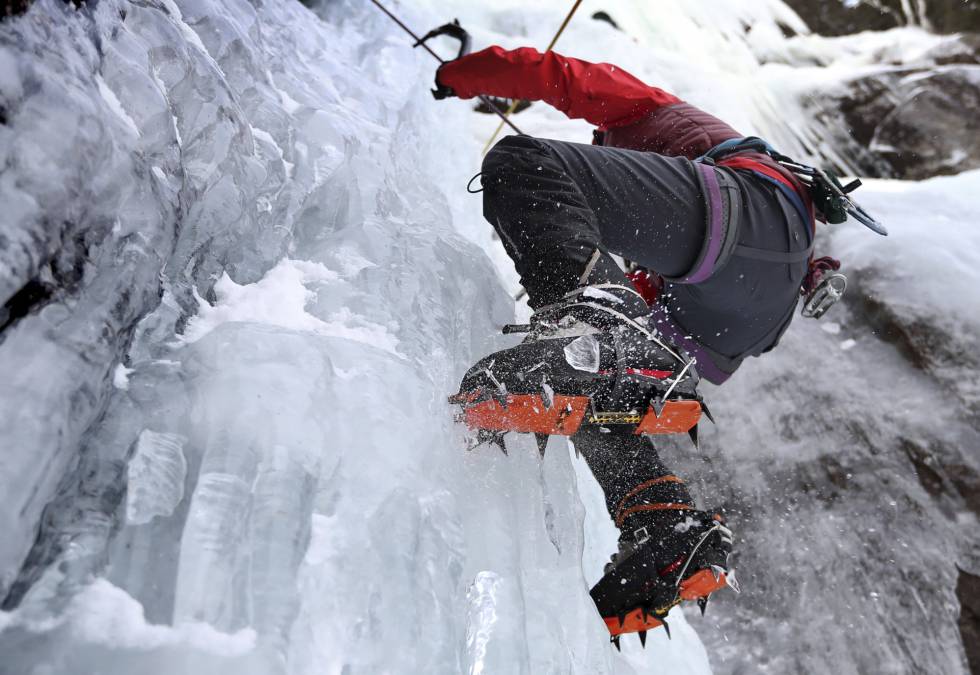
(432, 65), (456, 100)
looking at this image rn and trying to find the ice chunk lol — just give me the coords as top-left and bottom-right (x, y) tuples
(821, 322), (842, 335)
(564, 334), (601, 373)
(465, 571), (502, 675)
(126, 430), (188, 526)
(112, 364), (133, 390)
(582, 287), (624, 304)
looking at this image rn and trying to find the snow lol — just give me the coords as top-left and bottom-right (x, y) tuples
(180, 258), (402, 356)
(833, 170), (980, 340)
(0, 0), (977, 673)
(1, 579), (256, 662)
(584, 287), (625, 304)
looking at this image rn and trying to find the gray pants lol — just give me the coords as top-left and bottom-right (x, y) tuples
(481, 135), (811, 367)
(480, 135), (811, 528)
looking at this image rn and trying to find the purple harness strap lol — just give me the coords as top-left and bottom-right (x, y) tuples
(649, 303), (733, 385)
(683, 163), (726, 284)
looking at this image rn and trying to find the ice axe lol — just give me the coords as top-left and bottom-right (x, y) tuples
(367, 1), (523, 135)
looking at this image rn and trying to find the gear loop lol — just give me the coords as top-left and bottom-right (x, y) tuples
(466, 172), (484, 193)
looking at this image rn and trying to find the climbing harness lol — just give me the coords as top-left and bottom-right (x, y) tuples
(699, 136), (888, 319)
(367, 1), (523, 135)
(700, 136), (887, 235)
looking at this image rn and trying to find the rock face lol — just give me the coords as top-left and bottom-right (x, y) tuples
(669, 171), (980, 674)
(781, 2), (980, 181)
(800, 32), (980, 180)
(838, 65), (980, 180)
(783, 0), (980, 36)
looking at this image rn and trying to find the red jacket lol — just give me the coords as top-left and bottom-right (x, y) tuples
(438, 46), (810, 207)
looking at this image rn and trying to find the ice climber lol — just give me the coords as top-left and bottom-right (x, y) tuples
(439, 45), (870, 645)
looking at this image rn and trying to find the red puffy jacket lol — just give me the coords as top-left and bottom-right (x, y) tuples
(438, 46), (811, 207)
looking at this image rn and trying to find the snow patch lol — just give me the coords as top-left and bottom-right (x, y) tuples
(582, 287), (624, 304)
(112, 363), (132, 390)
(181, 259), (400, 355)
(821, 322), (842, 335)
(3, 579), (254, 655)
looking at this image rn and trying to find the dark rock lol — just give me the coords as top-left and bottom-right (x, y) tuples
(784, 0), (980, 36)
(925, 0), (980, 34)
(2, 0), (33, 19)
(783, 0), (903, 36)
(2, 0), (84, 20)
(871, 68), (980, 179)
(812, 64), (980, 180)
(0, 279), (54, 336)
(958, 568), (980, 675)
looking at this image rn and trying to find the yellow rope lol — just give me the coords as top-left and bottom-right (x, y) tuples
(480, 0), (584, 155)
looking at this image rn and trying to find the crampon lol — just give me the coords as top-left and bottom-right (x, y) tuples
(448, 301), (710, 455)
(591, 515), (738, 649)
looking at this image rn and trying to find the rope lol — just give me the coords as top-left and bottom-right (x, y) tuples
(367, 0), (524, 135)
(480, 0), (584, 155)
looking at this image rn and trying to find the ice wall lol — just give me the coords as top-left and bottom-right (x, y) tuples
(2, 0), (978, 673)
(0, 0), (712, 672)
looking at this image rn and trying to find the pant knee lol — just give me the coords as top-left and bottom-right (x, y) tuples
(482, 136), (564, 217)
(482, 135), (559, 183)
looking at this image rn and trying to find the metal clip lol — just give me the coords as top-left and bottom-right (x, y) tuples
(633, 526), (650, 545)
(802, 272), (847, 319)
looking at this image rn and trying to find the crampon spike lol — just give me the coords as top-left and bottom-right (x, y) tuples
(493, 434), (508, 456)
(700, 401), (716, 425)
(638, 630), (647, 648)
(468, 429), (500, 452)
(535, 433), (549, 458)
(611, 635), (621, 652)
(661, 617), (671, 640)
(697, 596), (709, 616)
(725, 567), (741, 594)
(688, 424), (699, 450)
(650, 399), (665, 418)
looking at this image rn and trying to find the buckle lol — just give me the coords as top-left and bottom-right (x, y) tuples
(633, 526), (650, 545)
(802, 272), (846, 319)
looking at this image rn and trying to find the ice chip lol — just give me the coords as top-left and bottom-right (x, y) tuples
(563, 334), (601, 373)
(582, 287), (623, 304)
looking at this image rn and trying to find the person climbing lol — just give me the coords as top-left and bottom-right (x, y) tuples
(437, 44), (875, 647)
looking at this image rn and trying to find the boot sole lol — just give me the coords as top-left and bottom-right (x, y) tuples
(449, 392), (701, 436)
(602, 568), (730, 637)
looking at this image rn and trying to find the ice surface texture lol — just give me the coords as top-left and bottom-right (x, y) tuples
(0, 0), (707, 672)
(1, 0), (978, 674)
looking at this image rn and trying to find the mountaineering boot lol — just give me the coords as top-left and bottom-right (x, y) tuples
(592, 512), (735, 645)
(450, 251), (704, 443)
(591, 504), (736, 645)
